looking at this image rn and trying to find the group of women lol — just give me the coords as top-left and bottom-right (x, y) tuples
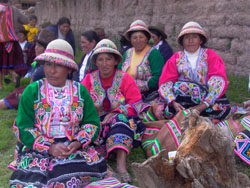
(9, 18), (246, 188)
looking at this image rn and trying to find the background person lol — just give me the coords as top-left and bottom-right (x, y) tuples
(148, 22), (173, 63)
(46, 17), (76, 54)
(118, 20), (164, 100)
(73, 30), (100, 82)
(23, 15), (39, 42)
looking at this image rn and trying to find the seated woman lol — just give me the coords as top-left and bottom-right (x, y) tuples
(73, 30), (100, 82)
(9, 39), (106, 187)
(81, 39), (145, 183)
(159, 21), (231, 121)
(118, 20), (164, 100)
(148, 22), (173, 63)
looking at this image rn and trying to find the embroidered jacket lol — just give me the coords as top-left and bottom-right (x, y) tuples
(118, 47), (164, 92)
(159, 48), (228, 105)
(14, 79), (100, 154)
(81, 69), (142, 117)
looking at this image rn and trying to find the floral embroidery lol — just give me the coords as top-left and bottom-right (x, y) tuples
(38, 158), (49, 171)
(90, 70), (129, 116)
(159, 81), (175, 104)
(121, 48), (153, 92)
(66, 177), (81, 188)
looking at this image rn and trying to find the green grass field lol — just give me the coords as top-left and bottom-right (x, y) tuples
(0, 74), (249, 187)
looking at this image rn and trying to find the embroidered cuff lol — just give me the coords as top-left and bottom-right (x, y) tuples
(74, 130), (91, 149)
(159, 82), (176, 104)
(33, 136), (54, 155)
(82, 124), (99, 142)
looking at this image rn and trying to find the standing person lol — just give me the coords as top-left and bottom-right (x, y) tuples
(46, 17), (76, 54)
(73, 30), (100, 82)
(23, 15), (39, 42)
(149, 22), (173, 63)
(159, 21), (231, 121)
(0, 2), (29, 89)
(81, 39), (145, 183)
(118, 20), (164, 100)
(9, 39), (106, 187)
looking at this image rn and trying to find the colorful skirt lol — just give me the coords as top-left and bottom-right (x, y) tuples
(95, 114), (145, 157)
(173, 81), (231, 120)
(0, 41), (28, 76)
(9, 138), (107, 187)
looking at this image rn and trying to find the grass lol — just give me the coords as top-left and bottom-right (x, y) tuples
(0, 74), (249, 187)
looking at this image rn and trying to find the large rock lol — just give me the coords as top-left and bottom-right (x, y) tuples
(132, 111), (250, 188)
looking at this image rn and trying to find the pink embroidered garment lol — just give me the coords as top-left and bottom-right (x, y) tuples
(159, 48), (228, 105)
(81, 69), (142, 117)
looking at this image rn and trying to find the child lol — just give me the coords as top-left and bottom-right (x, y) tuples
(23, 15), (38, 42)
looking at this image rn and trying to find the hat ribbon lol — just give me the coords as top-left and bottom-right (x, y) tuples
(45, 49), (74, 60)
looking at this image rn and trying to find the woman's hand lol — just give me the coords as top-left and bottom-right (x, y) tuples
(101, 112), (116, 125)
(58, 141), (81, 159)
(172, 101), (185, 112)
(48, 143), (70, 159)
(190, 103), (207, 113)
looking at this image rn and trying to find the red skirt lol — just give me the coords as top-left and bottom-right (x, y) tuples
(0, 41), (28, 76)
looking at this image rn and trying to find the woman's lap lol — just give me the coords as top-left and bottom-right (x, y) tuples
(97, 114), (145, 156)
(10, 141), (107, 187)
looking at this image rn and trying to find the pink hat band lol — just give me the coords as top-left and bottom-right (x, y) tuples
(45, 49), (74, 60)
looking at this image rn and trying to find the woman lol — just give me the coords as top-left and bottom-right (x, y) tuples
(81, 39), (145, 183)
(159, 21), (231, 121)
(118, 20), (164, 99)
(73, 30), (100, 82)
(9, 39), (106, 187)
(148, 23), (173, 63)
(0, 2), (29, 89)
(0, 29), (55, 110)
(46, 17), (75, 54)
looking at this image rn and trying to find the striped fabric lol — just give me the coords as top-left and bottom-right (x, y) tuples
(0, 4), (18, 52)
(85, 177), (138, 188)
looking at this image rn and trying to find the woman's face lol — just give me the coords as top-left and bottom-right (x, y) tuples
(182, 33), (202, 53)
(96, 53), (118, 78)
(130, 31), (148, 52)
(151, 33), (162, 46)
(35, 43), (45, 56)
(80, 36), (96, 54)
(44, 62), (71, 87)
(58, 23), (70, 36)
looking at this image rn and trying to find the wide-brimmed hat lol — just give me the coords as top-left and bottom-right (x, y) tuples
(36, 29), (55, 49)
(35, 39), (78, 71)
(177, 21), (208, 45)
(94, 27), (106, 40)
(125, 20), (151, 40)
(148, 22), (167, 39)
(91, 39), (123, 63)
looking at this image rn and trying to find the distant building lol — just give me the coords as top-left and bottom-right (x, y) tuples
(0, 0), (36, 9)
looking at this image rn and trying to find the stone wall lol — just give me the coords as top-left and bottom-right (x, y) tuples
(34, 0), (250, 75)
